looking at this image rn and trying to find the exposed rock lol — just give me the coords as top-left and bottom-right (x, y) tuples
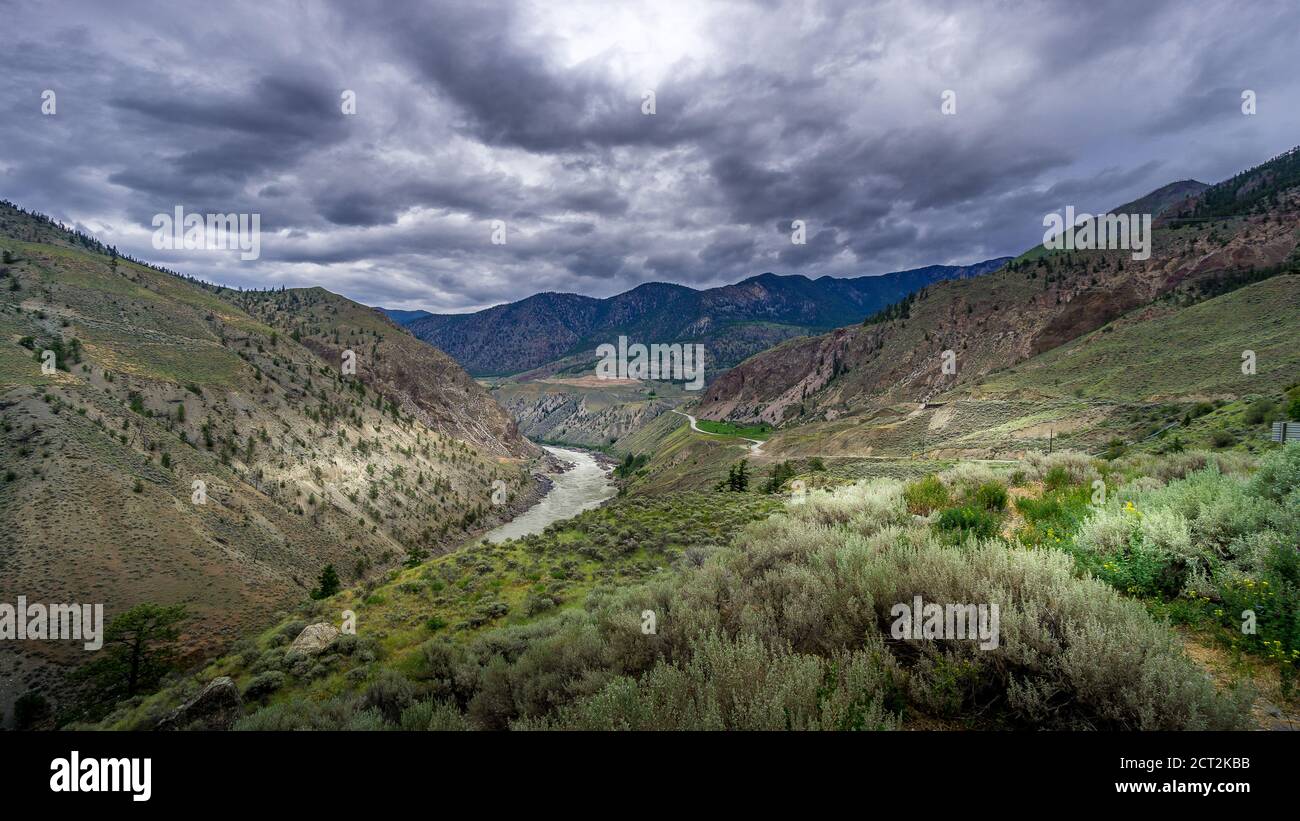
(497, 387), (674, 447)
(156, 676), (242, 731)
(286, 622), (340, 659)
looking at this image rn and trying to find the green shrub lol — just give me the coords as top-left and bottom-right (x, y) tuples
(575, 496), (1250, 729)
(791, 478), (907, 530)
(1216, 540), (1300, 696)
(14, 691), (50, 729)
(526, 634), (901, 731)
(1027, 451), (1098, 486)
(332, 633), (360, 655)
(523, 592), (556, 616)
(972, 481), (1008, 512)
(1042, 466), (1071, 491)
(940, 462), (1002, 488)
(1210, 429), (1236, 448)
(362, 669), (417, 724)
(935, 505), (1000, 541)
(1101, 438), (1128, 460)
(903, 475), (948, 515)
(1186, 402), (1215, 421)
(243, 671), (286, 700)
(1244, 398), (1278, 425)
(234, 694), (386, 730)
(400, 699), (470, 730)
(1249, 443), (1300, 504)
(1076, 506), (1133, 555)
(278, 620), (308, 643)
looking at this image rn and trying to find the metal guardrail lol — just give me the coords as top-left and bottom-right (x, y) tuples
(1271, 421), (1300, 443)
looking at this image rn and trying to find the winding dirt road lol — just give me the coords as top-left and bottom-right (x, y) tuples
(672, 409), (765, 455)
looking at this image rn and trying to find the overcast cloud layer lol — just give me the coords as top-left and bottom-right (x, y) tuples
(2, 0), (1298, 312)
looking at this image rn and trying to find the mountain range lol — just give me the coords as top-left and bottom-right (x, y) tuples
(692, 151), (1300, 457)
(393, 259), (1010, 377)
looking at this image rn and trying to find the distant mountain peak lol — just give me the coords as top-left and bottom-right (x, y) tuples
(402, 258), (1011, 377)
(379, 307), (433, 325)
(1112, 179), (1210, 218)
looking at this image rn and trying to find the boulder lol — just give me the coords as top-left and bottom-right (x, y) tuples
(156, 676), (242, 731)
(286, 622), (340, 659)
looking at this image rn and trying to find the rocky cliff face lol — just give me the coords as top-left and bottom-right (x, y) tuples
(496, 387), (675, 448)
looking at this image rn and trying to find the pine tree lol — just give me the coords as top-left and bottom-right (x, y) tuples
(726, 459), (750, 491)
(74, 603), (188, 702)
(311, 564), (341, 599)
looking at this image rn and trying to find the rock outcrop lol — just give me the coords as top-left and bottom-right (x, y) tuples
(286, 622), (340, 660)
(156, 676), (242, 731)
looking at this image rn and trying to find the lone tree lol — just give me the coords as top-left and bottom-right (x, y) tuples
(311, 563), (341, 599)
(718, 459), (750, 492)
(76, 603), (188, 705)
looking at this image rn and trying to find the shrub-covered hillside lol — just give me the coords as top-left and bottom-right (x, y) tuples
(97, 445), (1300, 731)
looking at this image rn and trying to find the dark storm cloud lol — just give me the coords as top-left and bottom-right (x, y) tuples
(111, 74), (344, 142)
(349, 0), (715, 154)
(778, 228), (841, 268)
(1, 0), (1298, 311)
(698, 234), (758, 273)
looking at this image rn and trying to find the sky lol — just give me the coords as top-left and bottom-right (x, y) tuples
(2, 0), (1298, 313)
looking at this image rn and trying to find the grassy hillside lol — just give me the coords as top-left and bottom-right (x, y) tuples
(0, 202), (541, 725)
(684, 151), (1300, 472)
(975, 275), (1300, 401)
(727, 275), (1298, 462)
(697, 152), (1300, 433)
(101, 445), (1300, 731)
(96, 491), (782, 730)
(225, 286), (535, 459)
(615, 417), (747, 494)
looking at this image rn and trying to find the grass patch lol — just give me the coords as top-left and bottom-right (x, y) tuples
(693, 419), (772, 439)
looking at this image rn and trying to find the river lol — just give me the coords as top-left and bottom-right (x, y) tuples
(482, 446), (617, 543)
